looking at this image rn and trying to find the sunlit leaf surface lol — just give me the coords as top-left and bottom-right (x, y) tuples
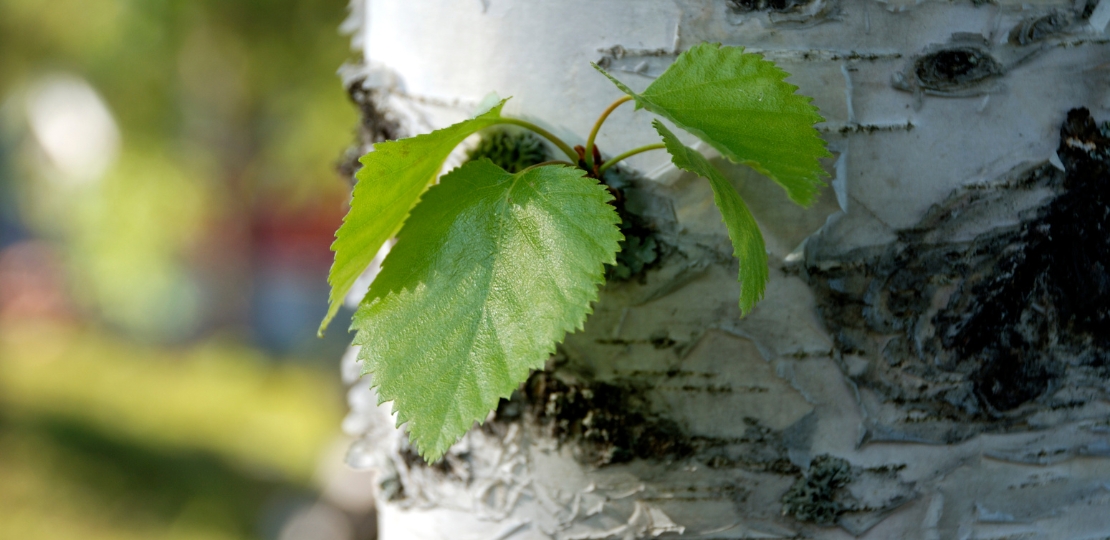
(655, 121), (769, 315)
(352, 160), (622, 460)
(322, 101), (511, 334)
(597, 43), (830, 205)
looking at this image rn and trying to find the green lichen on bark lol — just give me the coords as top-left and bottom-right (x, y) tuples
(781, 455), (853, 525)
(466, 128), (549, 173)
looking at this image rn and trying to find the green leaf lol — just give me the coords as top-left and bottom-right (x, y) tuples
(655, 121), (768, 315)
(320, 101), (512, 336)
(353, 160), (622, 461)
(595, 43), (830, 206)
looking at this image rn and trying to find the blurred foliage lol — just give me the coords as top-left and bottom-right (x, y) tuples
(20, 148), (211, 337)
(0, 321), (344, 539)
(0, 2), (359, 535)
(0, 0), (356, 200)
(0, 0), (357, 338)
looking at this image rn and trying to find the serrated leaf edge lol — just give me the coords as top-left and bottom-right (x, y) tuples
(654, 120), (768, 315)
(320, 101), (510, 336)
(353, 162), (621, 461)
(596, 43), (831, 207)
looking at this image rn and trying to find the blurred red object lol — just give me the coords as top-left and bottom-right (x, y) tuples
(0, 241), (72, 322)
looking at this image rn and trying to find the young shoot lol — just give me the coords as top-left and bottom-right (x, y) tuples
(321, 43), (830, 461)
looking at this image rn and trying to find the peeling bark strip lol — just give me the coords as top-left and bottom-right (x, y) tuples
(1008, 11), (1073, 45)
(806, 108), (1110, 444)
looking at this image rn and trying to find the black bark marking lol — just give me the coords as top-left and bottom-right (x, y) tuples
(728, 0), (816, 13)
(722, 0), (837, 26)
(893, 35), (1005, 98)
(485, 369), (799, 472)
(337, 78), (404, 184)
(912, 46), (1002, 92)
(806, 108), (1110, 441)
(491, 370), (694, 465)
(940, 108), (1110, 412)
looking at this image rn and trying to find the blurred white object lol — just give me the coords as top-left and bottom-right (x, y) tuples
(25, 73), (120, 185)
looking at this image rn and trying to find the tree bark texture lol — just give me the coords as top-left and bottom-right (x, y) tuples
(339, 1), (1110, 538)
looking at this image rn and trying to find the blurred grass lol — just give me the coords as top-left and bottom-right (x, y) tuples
(0, 418), (285, 540)
(0, 321), (344, 482)
(0, 321), (345, 540)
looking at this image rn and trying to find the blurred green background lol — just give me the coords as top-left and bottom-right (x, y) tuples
(0, 1), (369, 538)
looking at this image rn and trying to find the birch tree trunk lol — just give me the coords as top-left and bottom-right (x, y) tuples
(338, 1), (1110, 538)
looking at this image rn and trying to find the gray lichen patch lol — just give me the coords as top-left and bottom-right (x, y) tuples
(781, 455), (853, 525)
(805, 108), (1110, 444)
(781, 455), (915, 532)
(600, 167), (676, 282)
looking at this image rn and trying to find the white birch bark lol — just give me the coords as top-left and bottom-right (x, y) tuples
(339, 1), (1110, 538)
